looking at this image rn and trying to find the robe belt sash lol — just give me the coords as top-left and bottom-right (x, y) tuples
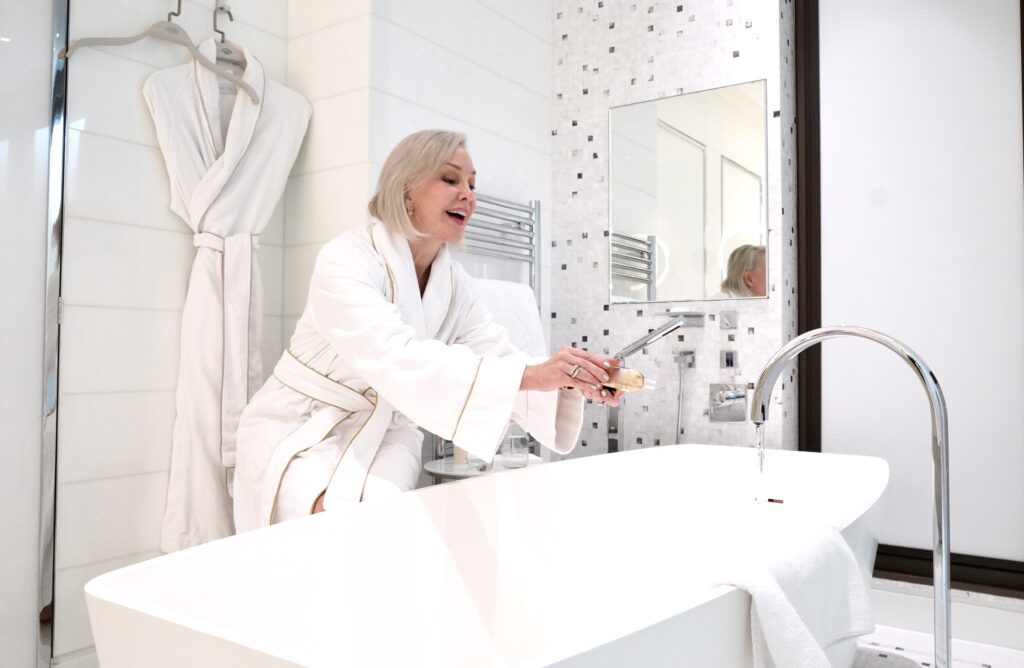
(259, 350), (394, 524)
(193, 231), (260, 468)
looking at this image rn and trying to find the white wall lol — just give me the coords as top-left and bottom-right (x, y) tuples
(284, 0), (373, 336)
(0, 1), (52, 664)
(53, 2), (287, 665)
(283, 0), (553, 335)
(368, 0), (553, 318)
(820, 1), (1024, 561)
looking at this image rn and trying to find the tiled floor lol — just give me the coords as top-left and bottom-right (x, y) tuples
(857, 625), (1024, 667)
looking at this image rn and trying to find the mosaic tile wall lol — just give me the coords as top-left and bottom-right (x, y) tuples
(548, 0), (798, 458)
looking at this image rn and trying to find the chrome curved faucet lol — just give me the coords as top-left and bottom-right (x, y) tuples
(750, 326), (951, 668)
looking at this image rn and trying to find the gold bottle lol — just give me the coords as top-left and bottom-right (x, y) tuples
(602, 367), (647, 392)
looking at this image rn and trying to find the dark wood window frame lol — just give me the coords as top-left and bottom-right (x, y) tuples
(794, 0), (1024, 598)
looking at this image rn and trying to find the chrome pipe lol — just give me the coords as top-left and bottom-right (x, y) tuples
(610, 264), (651, 278)
(476, 192), (537, 214)
(459, 246), (536, 265)
(750, 326), (951, 668)
(529, 200), (540, 303)
(611, 249), (654, 261)
(610, 257), (653, 268)
(610, 231), (650, 243)
(673, 351), (695, 440)
(611, 240), (652, 253)
(614, 317), (685, 360)
(466, 217), (534, 238)
(473, 208), (536, 228)
(463, 231), (536, 252)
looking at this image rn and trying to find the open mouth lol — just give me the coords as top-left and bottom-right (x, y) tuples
(446, 210), (468, 224)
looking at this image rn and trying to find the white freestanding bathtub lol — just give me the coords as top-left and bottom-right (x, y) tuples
(86, 444), (888, 667)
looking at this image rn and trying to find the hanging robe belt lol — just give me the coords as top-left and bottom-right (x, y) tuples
(193, 231), (260, 252)
(258, 350), (394, 524)
(193, 231), (260, 469)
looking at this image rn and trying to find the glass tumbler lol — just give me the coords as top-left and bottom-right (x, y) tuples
(500, 423), (529, 469)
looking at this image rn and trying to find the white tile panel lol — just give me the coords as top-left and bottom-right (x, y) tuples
(258, 242), (284, 317)
(282, 315), (301, 346)
(286, 14), (371, 101)
(287, 0), (372, 39)
(54, 551), (160, 656)
(258, 199), (282, 248)
(64, 129), (183, 233)
(224, 22), (288, 84)
(283, 243), (322, 316)
(55, 472), (168, 570)
(371, 0), (550, 98)
(475, 0), (553, 43)
(61, 217), (193, 310)
(368, 89), (550, 207)
(66, 49), (158, 149)
(261, 314), (284, 379)
(284, 163), (373, 246)
(229, 0), (289, 38)
(369, 17), (550, 154)
(262, 197), (285, 246)
(59, 306), (182, 394)
(57, 392), (175, 484)
(291, 88), (371, 175)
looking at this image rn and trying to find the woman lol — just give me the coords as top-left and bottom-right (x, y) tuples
(233, 130), (621, 532)
(716, 244), (766, 298)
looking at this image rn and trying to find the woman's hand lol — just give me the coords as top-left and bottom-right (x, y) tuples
(520, 346), (625, 406)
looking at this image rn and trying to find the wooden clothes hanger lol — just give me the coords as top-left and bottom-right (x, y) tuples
(64, 0), (259, 104)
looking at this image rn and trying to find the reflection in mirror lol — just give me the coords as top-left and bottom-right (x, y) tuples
(609, 80), (768, 303)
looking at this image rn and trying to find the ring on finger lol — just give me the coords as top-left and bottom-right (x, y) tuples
(568, 363), (581, 379)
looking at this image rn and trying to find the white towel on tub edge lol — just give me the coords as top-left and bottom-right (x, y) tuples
(715, 520), (874, 668)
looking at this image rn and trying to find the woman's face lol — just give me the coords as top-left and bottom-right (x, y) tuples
(743, 251), (767, 297)
(405, 147), (477, 245)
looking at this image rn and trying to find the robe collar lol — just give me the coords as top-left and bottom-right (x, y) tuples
(188, 38), (266, 229)
(370, 223), (454, 340)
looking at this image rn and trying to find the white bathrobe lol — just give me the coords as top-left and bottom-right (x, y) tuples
(233, 223), (584, 533)
(144, 39), (311, 551)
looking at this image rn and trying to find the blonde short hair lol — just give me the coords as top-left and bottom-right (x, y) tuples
(368, 130), (468, 240)
(721, 244), (765, 297)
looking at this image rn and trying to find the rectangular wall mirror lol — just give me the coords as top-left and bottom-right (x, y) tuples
(608, 79), (768, 303)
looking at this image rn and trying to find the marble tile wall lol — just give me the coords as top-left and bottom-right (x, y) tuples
(549, 0), (798, 458)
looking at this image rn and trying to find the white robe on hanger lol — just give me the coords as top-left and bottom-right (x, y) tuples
(144, 39), (311, 551)
(233, 223), (584, 533)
